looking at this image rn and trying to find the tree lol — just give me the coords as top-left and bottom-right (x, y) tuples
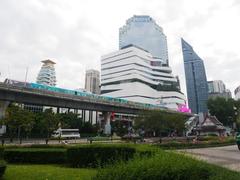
(4, 104), (35, 143)
(207, 97), (236, 126)
(41, 108), (59, 141)
(56, 112), (82, 129)
(134, 110), (187, 138)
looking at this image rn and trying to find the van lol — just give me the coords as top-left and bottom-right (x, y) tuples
(52, 128), (80, 139)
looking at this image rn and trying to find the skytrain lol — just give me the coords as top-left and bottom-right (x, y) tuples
(3, 79), (162, 110)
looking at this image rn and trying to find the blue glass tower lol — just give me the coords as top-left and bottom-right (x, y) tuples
(119, 15), (169, 66)
(181, 38), (208, 114)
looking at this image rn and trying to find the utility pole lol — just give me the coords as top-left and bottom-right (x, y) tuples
(24, 67), (29, 86)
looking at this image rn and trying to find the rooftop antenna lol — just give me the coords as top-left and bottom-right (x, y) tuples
(7, 66), (11, 79)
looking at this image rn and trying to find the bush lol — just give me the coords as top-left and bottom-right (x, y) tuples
(67, 144), (136, 168)
(5, 144), (67, 149)
(4, 148), (66, 164)
(0, 147), (4, 159)
(0, 160), (7, 177)
(155, 139), (236, 150)
(94, 151), (240, 180)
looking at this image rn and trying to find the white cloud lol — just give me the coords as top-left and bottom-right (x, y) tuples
(0, 0), (239, 98)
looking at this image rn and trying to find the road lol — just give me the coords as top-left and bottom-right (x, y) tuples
(180, 145), (240, 172)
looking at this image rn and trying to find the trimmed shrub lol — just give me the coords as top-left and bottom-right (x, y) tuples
(94, 151), (240, 180)
(5, 144), (67, 149)
(4, 148), (66, 164)
(67, 144), (136, 168)
(155, 139), (235, 150)
(0, 160), (6, 178)
(0, 147), (4, 159)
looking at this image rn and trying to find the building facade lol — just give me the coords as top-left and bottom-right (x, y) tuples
(25, 60), (56, 112)
(119, 15), (169, 66)
(208, 80), (232, 99)
(101, 45), (186, 110)
(234, 86), (240, 100)
(85, 69), (100, 94)
(181, 38), (208, 114)
(36, 60), (56, 86)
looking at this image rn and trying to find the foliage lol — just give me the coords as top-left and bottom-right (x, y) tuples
(56, 112), (82, 129)
(207, 97), (238, 126)
(41, 108), (59, 139)
(111, 120), (129, 136)
(66, 144), (136, 168)
(94, 151), (240, 180)
(0, 160), (7, 178)
(0, 147), (4, 159)
(80, 122), (98, 134)
(3, 164), (96, 180)
(134, 110), (187, 137)
(4, 104), (35, 140)
(3, 148), (66, 164)
(154, 138), (236, 150)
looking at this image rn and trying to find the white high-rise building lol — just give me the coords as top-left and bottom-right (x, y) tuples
(85, 69), (100, 94)
(101, 45), (186, 110)
(25, 60), (56, 112)
(208, 80), (226, 93)
(208, 80), (232, 99)
(235, 86), (240, 100)
(37, 60), (56, 86)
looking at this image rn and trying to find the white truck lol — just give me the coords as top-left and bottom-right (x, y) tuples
(51, 128), (80, 139)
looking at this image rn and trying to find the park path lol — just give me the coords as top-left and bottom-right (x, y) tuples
(180, 145), (240, 172)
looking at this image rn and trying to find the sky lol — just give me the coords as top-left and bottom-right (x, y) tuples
(0, 0), (240, 98)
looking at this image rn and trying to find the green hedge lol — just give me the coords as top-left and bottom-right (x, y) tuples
(67, 144), (136, 168)
(155, 140), (236, 150)
(5, 144), (67, 149)
(94, 151), (240, 180)
(0, 160), (6, 177)
(4, 148), (67, 164)
(0, 147), (4, 159)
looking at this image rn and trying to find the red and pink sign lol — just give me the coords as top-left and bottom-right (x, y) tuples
(177, 104), (191, 113)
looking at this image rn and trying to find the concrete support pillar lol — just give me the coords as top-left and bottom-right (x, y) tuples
(82, 110), (85, 123)
(0, 101), (10, 120)
(89, 111), (92, 124)
(74, 109), (78, 114)
(103, 112), (111, 135)
(96, 111), (98, 125)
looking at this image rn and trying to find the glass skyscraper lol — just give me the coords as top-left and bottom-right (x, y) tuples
(119, 15), (169, 66)
(181, 38), (208, 114)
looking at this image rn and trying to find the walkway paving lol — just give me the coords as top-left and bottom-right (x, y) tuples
(180, 145), (240, 172)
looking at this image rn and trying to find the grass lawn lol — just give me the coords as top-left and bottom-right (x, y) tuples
(2, 164), (96, 180)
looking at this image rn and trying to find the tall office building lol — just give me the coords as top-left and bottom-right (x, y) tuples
(234, 86), (240, 100)
(208, 80), (226, 93)
(119, 15), (169, 66)
(208, 80), (232, 99)
(181, 38), (208, 114)
(36, 60), (56, 86)
(85, 69), (100, 94)
(101, 45), (186, 110)
(25, 60), (56, 112)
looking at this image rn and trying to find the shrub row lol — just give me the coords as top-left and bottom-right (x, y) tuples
(0, 160), (6, 178)
(4, 148), (67, 164)
(66, 144), (136, 168)
(2, 144), (155, 167)
(155, 139), (236, 149)
(94, 151), (240, 180)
